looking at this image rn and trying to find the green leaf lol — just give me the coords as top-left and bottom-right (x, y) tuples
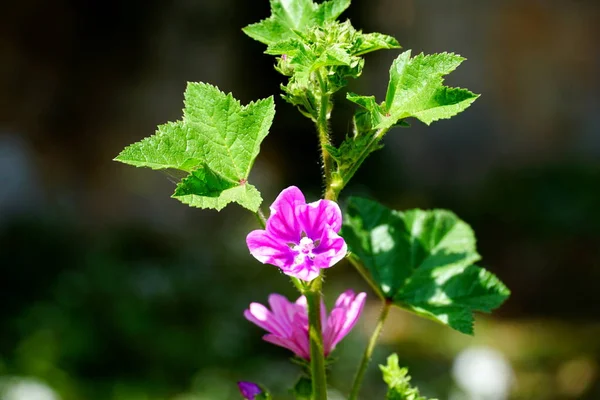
(347, 50), (479, 131)
(342, 197), (510, 334)
(380, 354), (436, 400)
(396, 264), (511, 334)
(265, 21), (398, 119)
(114, 82), (274, 212)
(172, 167), (262, 212)
(243, 0), (350, 46)
(353, 32), (400, 56)
(291, 376), (312, 400)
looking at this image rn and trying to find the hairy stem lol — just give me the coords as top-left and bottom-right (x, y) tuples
(315, 72), (334, 201)
(348, 300), (391, 400)
(305, 276), (328, 400)
(254, 209), (267, 228)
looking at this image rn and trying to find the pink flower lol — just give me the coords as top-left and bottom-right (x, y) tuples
(237, 381), (262, 400)
(244, 290), (367, 360)
(246, 186), (347, 281)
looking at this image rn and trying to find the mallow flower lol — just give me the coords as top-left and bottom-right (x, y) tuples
(244, 290), (367, 359)
(247, 186), (347, 281)
(237, 381), (262, 400)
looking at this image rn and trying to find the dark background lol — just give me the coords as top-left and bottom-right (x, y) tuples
(1, 0), (599, 399)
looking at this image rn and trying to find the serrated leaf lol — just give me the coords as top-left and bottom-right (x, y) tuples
(347, 50), (479, 130)
(171, 166), (262, 212)
(380, 354), (436, 400)
(342, 197), (510, 334)
(316, 0), (351, 22)
(115, 82), (274, 212)
(396, 264), (510, 334)
(243, 0), (350, 46)
(353, 32), (400, 56)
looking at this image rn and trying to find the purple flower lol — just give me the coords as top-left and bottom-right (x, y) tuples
(237, 381), (262, 400)
(244, 290), (367, 359)
(246, 186), (347, 281)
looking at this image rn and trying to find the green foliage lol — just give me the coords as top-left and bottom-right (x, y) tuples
(327, 51), (477, 195)
(342, 197), (510, 334)
(347, 50), (479, 131)
(243, 0), (351, 46)
(380, 354), (436, 400)
(114, 82), (274, 212)
(267, 21), (399, 118)
(244, 0), (399, 121)
(291, 376), (312, 400)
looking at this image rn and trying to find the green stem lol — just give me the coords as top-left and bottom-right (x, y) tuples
(305, 275), (328, 400)
(330, 127), (390, 200)
(346, 254), (385, 301)
(315, 71), (334, 201)
(348, 300), (391, 400)
(254, 209), (267, 228)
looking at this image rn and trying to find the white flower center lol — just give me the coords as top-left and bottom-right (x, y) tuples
(295, 236), (315, 254)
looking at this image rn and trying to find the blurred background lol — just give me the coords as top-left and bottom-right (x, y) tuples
(1, 0), (599, 399)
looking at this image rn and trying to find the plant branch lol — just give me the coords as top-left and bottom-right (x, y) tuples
(348, 300), (391, 400)
(332, 127), (390, 200)
(305, 275), (328, 400)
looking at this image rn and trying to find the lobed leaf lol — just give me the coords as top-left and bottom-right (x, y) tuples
(347, 50), (479, 131)
(342, 197), (510, 334)
(243, 0), (351, 46)
(115, 82), (274, 212)
(171, 166), (263, 212)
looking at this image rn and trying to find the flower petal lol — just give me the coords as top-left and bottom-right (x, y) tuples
(323, 291), (367, 353)
(244, 303), (289, 337)
(295, 295), (308, 309)
(266, 186), (305, 243)
(268, 293), (303, 332)
(247, 229), (296, 269)
(237, 382), (262, 400)
(312, 228), (347, 270)
(287, 260), (321, 282)
(263, 333), (309, 359)
(296, 199), (343, 240)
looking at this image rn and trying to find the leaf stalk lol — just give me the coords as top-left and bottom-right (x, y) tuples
(348, 300), (391, 400)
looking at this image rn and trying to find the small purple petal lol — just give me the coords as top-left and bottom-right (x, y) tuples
(237, 381), (262, 400)
(247, 230), (296, 268)
(295, 199), (343, 240)
(266, 186), (305, 243)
